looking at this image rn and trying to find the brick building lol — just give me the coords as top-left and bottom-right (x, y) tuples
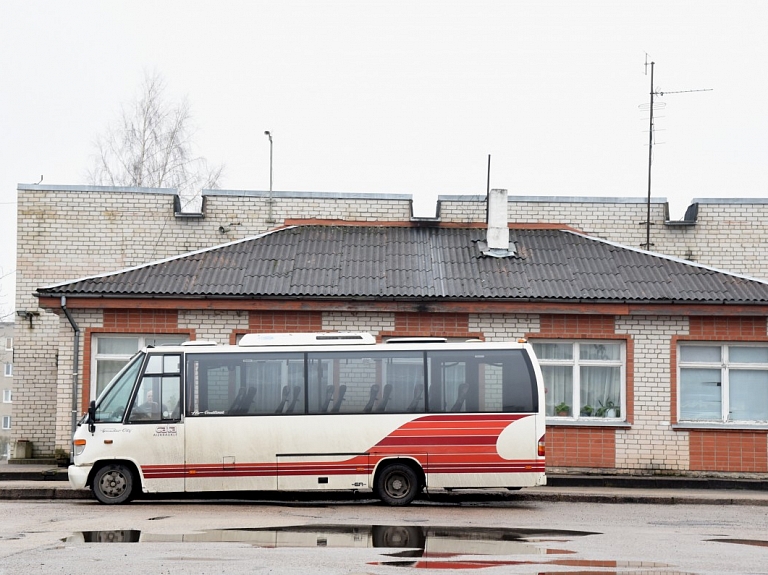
(0, 321), (12, 459)
(13, 184), (768, 477)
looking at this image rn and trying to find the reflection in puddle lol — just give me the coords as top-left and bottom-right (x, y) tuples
(64, 524), (688, 573)
(708, 538), (768, 548)
(74, 530), (142, 543)
(64, 524), (596, 551)
(373, 559), (674, 571)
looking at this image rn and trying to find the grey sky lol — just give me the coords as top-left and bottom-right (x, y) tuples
(2, 1), (767, 318)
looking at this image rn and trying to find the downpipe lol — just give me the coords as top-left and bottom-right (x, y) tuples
(61, 296), (80, 462)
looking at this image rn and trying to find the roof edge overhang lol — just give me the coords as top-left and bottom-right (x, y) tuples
(283, 219), (582, 231)
(35, 295), (768, 317)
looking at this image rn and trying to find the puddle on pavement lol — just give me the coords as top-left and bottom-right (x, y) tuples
(64, 524), (690, 573)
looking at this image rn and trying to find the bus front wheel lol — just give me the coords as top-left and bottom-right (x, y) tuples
(92, 463), (135, 504)
(376, 463), (420, 506)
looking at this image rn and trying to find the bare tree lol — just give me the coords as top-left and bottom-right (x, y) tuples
(88, 71), (223, 210)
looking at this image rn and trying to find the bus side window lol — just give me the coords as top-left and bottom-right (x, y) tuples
(501, 351), (537, 412)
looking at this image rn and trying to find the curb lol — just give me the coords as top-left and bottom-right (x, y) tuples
(0, 486), (91, 500)
(1, 486), (766, 506)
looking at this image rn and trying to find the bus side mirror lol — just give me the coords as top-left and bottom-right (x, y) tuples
(87, 400), (96, 433)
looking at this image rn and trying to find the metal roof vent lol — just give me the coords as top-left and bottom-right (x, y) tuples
(478, 188), (517, 258)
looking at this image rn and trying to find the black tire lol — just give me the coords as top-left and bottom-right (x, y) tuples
(376, 462), (420, 506)
(371, 525), (426, 549)
(92, 463), (135, 504)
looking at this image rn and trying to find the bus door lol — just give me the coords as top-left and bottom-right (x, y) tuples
(182, 352), (287, 492)
(125, 353), (185, 493)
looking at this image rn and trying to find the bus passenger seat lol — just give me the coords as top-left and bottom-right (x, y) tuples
(275, 386), (290, 413)
(227, 386), (246, 414)
(320, 385), (334, 412)
(363, 384), (380, 413)
(286, 385), (302, 413)
(238, 385), (257, 415)
(450, 384), (469, 412)
(376, 383), (393, 412)
(407, 383), (424, 412)
(331, 385), (347, 412)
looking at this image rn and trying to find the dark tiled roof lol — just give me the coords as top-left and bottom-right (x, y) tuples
(36, 225), (768, 304)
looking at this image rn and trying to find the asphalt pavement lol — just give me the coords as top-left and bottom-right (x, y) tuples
(2, 462), (767, 505)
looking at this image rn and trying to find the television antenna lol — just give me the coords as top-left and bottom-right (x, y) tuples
(640, 55), (712, 250)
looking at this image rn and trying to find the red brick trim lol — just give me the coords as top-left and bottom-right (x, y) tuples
(41, 296), (768, 318)
(546, 426), (617, 468)
(103, 309), (179, 331)
(689, 430), (768, 472)
(379, 313), (481, 341)
(228, 311), (325, 344)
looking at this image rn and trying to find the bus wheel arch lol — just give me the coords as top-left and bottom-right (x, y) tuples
(373, 458), (424, 506)
(90, 460), (139, 505)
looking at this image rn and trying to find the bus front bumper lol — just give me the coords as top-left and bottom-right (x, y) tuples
(68, 464), (91, 490)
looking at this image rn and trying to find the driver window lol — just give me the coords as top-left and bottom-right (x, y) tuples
(128, 354), (181, 422)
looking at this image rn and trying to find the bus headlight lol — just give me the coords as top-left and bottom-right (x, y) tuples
(74, 439), (86, 456)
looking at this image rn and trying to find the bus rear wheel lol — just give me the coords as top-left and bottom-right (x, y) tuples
(376, 462), (420, 506)
(93, 463), (135, 504)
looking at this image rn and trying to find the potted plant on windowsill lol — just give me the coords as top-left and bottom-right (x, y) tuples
(580, 404), (594, 417)
(554, 402), (570, 417)
(596, 400), (619, 418)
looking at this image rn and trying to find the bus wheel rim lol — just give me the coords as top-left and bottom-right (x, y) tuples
(100, 470), (127, 497)
(386, 474), (409, 498)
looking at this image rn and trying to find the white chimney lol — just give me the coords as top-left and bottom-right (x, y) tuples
(487, 188), (510, 250)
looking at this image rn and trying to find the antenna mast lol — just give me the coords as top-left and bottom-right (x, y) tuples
(640, 56), (712, 250)
(645, 59), (655, 252)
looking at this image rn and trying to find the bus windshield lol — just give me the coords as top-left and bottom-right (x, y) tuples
(95, 352), (145, 422)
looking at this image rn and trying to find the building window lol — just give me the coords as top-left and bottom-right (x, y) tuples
(4, 337), (11, 351)
(3, 363), (11, 377)
(1, 416), (9, 430)
(91, 334), (188, 399)
(679, 344), (768, 423)
(2, 389), (10, 403)
(533, 340), (625, 419)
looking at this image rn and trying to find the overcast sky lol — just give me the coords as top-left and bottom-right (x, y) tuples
(2, 1), (767, 319)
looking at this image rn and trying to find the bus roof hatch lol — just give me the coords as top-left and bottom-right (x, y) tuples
(238, 332), (376, 347)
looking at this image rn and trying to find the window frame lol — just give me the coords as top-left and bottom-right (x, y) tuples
(90, 334), (188, 400)
(2, 389), (10, 403)
(3, 363), (11, 377)
(533, 339), (626, 422)
(4, 337), (11, 351)
(1, 415), (10, 430)
(678, 342), (768, 424)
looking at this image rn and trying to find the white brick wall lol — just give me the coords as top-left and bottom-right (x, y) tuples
(615, 316), (690, 472)
(470, 314), (540, 341)
(322, 312), (395, 335)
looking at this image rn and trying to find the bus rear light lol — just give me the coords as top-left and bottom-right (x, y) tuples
(74, 439), (86, 456)
(538, 434), (545, 457)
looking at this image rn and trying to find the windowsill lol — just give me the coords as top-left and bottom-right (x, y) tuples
(673, 422), (768, 431)
(546, 418), (631, 428)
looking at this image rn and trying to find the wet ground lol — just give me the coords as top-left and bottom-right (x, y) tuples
(2, 498), (766, 574)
